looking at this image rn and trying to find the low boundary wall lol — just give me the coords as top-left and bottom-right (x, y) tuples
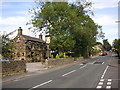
(46, 57), (84, 68)
(1, 60), (26, 78)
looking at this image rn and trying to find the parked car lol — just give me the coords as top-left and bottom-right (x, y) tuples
(0, 58), (13, 61)
(99, 51), (107, 56)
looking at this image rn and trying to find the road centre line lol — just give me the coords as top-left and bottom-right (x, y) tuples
(92, 60), (96, 64)
(102, 62), (104, 64)
(101, 66), (109, 79)
(29, 80), (52, 89)
(62, 70), (76, 77)
(80, 64), (87, 69)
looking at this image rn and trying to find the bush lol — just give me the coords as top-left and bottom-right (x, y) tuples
(64, 55), (69, 58)
(59, 53), (64, 58)
(56, 54), (59, 59)
(50, 54), (54, 58)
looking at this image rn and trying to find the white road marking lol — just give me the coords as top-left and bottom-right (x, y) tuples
(106, 86), (111, 89)
(102, 62), (104, 64)
(92, 60), (96, 64)
(101, 66), (109, 79)
(100, 79), (104, 82)
(108, 79), (112, 81)
(96, 86), (102, 89)
(107, 82), (111, 85)
(80, 64), (87, 69)
(30, 80), (52, 89)
(98, 82), (103, 85)
(80, 63), (84, 65)
(62, 70), (76, 77)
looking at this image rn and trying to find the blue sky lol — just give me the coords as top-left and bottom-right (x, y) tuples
(0, 0), (119, 45)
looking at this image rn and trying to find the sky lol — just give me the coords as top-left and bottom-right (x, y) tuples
(0, 0), (119, 45)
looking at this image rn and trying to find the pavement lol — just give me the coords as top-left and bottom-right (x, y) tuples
(2, 53), (119, 84)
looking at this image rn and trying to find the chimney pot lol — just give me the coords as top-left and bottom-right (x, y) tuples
(39, 34), (42, 39)
(18, 27), (22, 35)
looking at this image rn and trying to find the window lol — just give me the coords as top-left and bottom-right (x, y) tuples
(17, 52), (20, 57)
(22, 53), (24, 56)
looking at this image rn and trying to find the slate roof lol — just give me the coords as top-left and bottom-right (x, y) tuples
(22, 35), (45, 43)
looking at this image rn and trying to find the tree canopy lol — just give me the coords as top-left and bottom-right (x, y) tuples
(103, 39), (112, 51)
(113, 39), (120, 58)
(28, 1), (104, 58)
(0, 31), (15, 58)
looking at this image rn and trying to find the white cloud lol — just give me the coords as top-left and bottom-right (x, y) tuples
(0, 16), (35, 38)
(92, 15), (117, 26)
(2, 0), (34, 2)
(90, 0), (119, 9)
(0, 16), (29, 25)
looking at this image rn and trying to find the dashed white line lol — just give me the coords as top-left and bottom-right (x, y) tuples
(102, 62), (104, 64)
(92, 60), (96, 64)
(96, 86), (102, 89)
(101, 66), (109, 79)
(62, 70), (76, 77)
(80, 63), (84, 65)
(100, 79), (104, 82)
(98, 82), (103, 85)
(30, 80), (52, 89)
(107, 82), (111, 85)
(80, 64), (87, 69)
(108, 79), (112, 82)
(106, 86), (111, 89)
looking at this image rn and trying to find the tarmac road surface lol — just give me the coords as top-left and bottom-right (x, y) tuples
(2, 52), (119, 89)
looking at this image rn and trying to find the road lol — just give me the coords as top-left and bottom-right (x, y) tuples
(2, 52), (119, 89)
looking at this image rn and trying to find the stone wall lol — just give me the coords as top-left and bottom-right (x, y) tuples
(46, 57), (84, 68)
(2, 60), (26, 78)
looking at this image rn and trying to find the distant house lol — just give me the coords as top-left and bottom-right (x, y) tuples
(12, 27), (47, 62)
(92, 44), (103, 51)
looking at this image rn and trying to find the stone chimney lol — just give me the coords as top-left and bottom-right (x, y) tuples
(39, 33), (42, 40)
(18, 27), (22, 35)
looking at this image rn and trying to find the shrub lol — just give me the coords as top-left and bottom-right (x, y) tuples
(56, 54), (59, 59)
(64, 55), (69, 58)
(50, 54), (54, 58)
(59, 53), (64, 58)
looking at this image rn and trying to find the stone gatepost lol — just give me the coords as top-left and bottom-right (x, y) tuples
(45, 59), (48, 68)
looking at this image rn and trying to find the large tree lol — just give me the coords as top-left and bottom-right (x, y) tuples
(0, 31), (15, 58)
(28, 1), (104, 58)
(103, 39), (112, 51)
(113, 39), (120, 58)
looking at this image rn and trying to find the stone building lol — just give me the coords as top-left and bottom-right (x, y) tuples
(12, 27), (47, 62)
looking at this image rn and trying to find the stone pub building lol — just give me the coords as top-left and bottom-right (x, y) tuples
(12, 27), (47, 62)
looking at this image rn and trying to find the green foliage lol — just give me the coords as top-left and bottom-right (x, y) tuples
(28, 1), (104, 58)
(32, 57), (37, 62)
(64, 55), (69, 58)
(103, 39), (112, 51)
(50, 54), (54, 58)
(59, 53), (64, 58)
(1, 31), (15, 58)
(113, 39), (120, 57)
(55, 54), (59, 59)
